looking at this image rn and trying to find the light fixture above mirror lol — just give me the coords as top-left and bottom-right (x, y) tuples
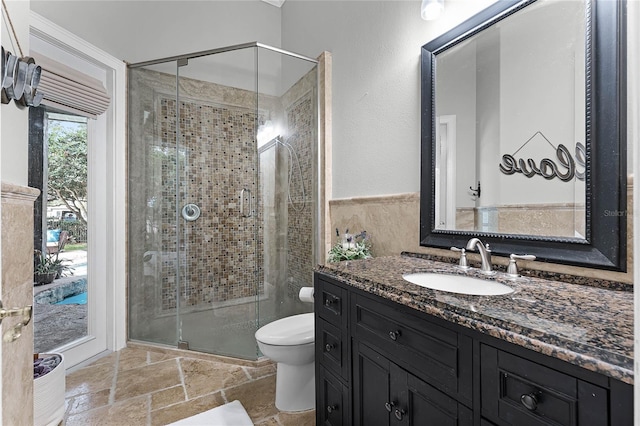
(421, 0), (444, 20)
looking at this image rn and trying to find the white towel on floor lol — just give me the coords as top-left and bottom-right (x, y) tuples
(167, 400), (253, 426)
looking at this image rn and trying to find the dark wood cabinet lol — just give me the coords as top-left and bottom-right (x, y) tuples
(397, 366), (473, 426)
(317, 367), (349, 426)
(314, 273), (633, 426)
(353, 340), (472, 426)
(480, 344), (608, 425)
(351, 291), (473, 406)
(352, 341), (391, 426)
(318, 318), (348, 380)
(316, 276), (351, 425)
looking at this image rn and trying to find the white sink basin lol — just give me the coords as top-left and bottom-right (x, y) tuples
(402, 273), (514, 296)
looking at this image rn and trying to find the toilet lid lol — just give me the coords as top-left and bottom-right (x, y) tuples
(255, 312), (314, 346)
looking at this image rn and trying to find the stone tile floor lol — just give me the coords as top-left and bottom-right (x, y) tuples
(64, 345), (315, 425)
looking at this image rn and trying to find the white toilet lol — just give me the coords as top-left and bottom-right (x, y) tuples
(255, 312), (315, 412)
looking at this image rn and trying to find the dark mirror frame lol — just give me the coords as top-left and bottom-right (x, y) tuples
(420, 0), (627, 271)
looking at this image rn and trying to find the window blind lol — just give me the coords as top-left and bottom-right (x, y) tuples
(31, 51), (110, 118)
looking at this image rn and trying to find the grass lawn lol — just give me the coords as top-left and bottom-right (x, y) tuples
(65, 243), (87, 251)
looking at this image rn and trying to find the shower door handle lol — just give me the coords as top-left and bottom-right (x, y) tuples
(240, 188), (252, 218)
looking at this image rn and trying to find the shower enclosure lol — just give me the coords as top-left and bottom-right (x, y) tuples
(128, 43), (319, 360)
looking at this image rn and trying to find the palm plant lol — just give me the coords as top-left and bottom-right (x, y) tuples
(34, 250), (72, 284)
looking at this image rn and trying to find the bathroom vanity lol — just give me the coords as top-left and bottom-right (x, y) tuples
(313, 256), (633, 425)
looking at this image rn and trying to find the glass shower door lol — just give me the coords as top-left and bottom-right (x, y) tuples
(175, 48), (261, 358)
(128, 61), (180, 348)
(255, 46), (319, 328)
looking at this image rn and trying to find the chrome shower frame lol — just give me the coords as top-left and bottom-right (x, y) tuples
(128, 42), (318, 68)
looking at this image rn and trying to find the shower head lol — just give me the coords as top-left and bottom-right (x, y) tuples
(274, 134), (297, 146)
(270, 134), (306, 211)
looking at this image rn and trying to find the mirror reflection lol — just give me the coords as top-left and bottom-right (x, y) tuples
(434, 0), (586, 238)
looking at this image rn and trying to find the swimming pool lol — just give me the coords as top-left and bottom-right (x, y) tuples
(54, 292), (87, 305)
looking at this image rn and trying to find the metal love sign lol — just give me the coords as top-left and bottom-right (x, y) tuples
(499, 131), (586, 182)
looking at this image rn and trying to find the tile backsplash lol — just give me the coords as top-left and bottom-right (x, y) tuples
(329, 177), (633, 286)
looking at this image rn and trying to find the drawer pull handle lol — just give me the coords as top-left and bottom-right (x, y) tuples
(325, 343), (335, 352)
(394, 408), (406, 420)
(389, 330), (401, 341)
(384, 401), (395, 412)
(325, 298), (336, 307)
(521, 392), (539, 411)
(327, 404), (338, 413)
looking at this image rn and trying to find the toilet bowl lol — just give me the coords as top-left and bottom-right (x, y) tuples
(255, 312), (315, 412)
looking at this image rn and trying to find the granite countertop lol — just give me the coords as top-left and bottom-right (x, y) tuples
(316, 254), (634, 384)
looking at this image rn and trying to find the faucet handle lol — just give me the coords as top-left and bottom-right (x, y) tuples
(450, 247), (469, 269)
(507, 254), (536, 277)
(511, 254), (536, 261)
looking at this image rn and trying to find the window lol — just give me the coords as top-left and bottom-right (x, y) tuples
(30, 108), (89, 352)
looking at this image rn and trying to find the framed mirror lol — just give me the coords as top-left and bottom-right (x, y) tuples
(420, 0), (627, 270)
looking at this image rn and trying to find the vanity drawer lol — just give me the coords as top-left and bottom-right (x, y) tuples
(317, 367), (350, 426)
(316, 278), (348, 327)
(351, 292), (472, 404)
(480, 344), (608, 426)
(317, 318), (349, 380)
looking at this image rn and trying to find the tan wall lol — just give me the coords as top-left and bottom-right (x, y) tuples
(456, 204), (586, 237)
(329, 179), (634, 284)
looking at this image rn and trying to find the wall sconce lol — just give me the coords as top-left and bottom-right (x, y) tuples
(421, 0), (444, 20)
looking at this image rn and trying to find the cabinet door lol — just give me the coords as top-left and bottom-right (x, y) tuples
(353, 341), (391, 426)
(317, 368), (349, 426)
(353, 341), (473, 426)
(390, 364), (473, 426)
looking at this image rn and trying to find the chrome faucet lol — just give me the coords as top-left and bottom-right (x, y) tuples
(465, 238), (494, 274)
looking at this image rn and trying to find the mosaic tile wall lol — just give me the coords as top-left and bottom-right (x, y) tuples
(158, 97), (264, 309)
(285, 92), (315, 300)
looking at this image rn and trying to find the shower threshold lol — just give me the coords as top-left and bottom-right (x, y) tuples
(127, 340), (272, 368)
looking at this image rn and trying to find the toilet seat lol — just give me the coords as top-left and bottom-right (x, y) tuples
(255, 312), (314, 346)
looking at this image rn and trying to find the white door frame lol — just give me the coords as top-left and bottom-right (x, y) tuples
(435, 115), (457, 229)
(30, 12), (127, 369)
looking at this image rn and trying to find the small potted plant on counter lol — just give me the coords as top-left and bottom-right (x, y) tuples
(328, 228), (373, 262)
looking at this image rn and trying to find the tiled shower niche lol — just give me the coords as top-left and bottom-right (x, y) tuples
(129, 59), (317, 355)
